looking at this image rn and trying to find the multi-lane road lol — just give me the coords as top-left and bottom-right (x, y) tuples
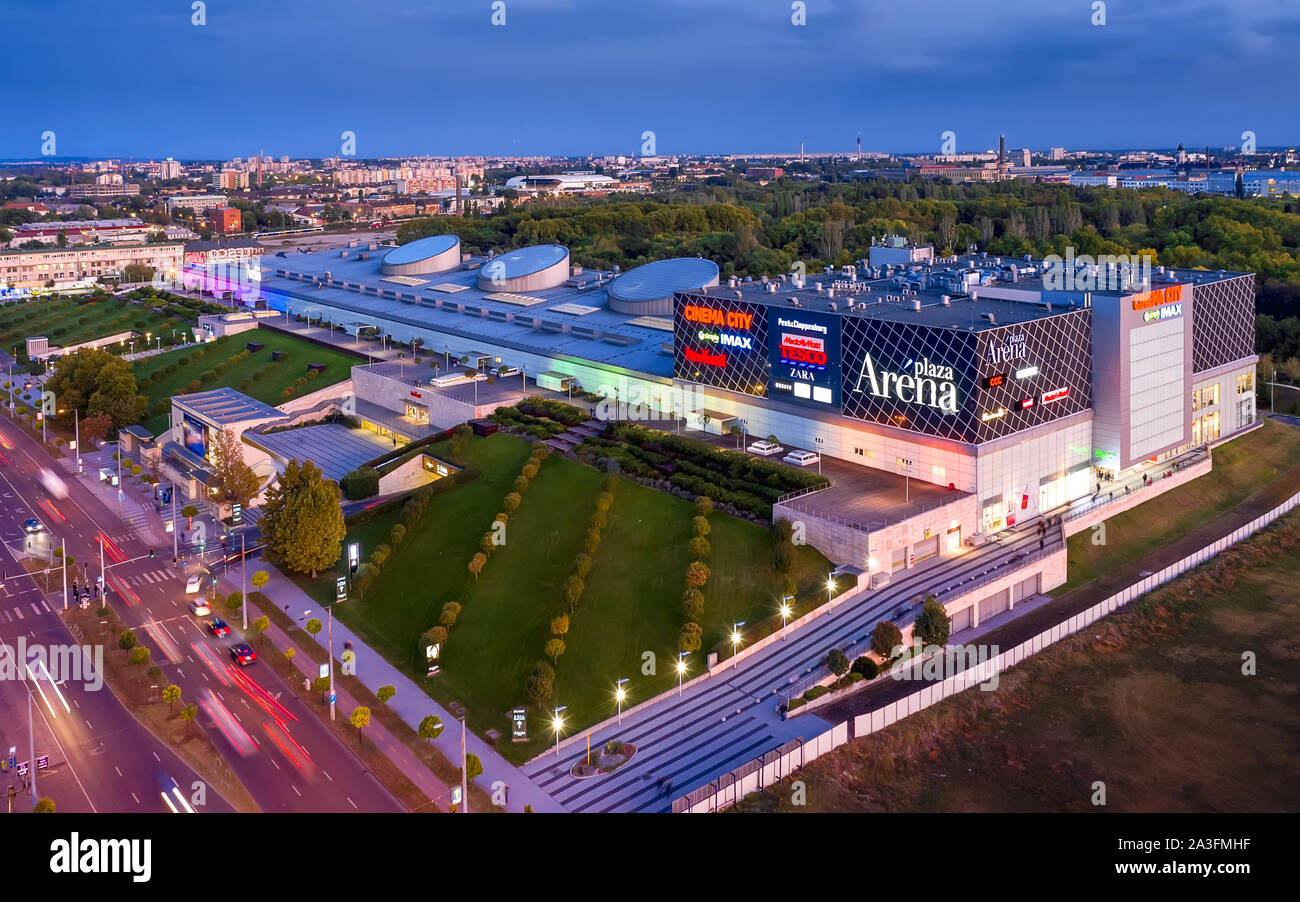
(0, 413), (404, 813)
(522, 523), (1061, 812)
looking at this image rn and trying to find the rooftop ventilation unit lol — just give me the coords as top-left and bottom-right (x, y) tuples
(941, 294), (951, 306)
(814, 282), (824, 292)
(766, 282), (777, 293)
(981, 312), (997, 324)
(827, 288), (835, 298)
(912, 299), (922, 312)
(828, 301), (837, 311)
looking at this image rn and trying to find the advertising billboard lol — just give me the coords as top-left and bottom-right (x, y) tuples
(672, 294), (770, 397)
(182, 414), (209, 458)
(768, 310), (840, 408)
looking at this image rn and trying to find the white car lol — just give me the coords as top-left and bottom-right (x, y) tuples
(189, 598), (211, 617)
(185, 575), (203, 595)
(747, 440), (785, 457)
(783, 450), (821, 467)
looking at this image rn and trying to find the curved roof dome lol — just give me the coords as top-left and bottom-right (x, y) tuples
(606, 257), (721, 315)
(477, 244), (570, 292)
(381, 234), (461, 276)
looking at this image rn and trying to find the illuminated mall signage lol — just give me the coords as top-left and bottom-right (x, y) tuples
(1142, 302), (1183, 323)
(986, 332), (1027, 365)
(778, 332), (827, 369)
(984, 373), (1007, 389)
(683, 346), (727, 367)
(682, 304), (754, 331)
(695, 329), (753, 350)
(184, 245), (263, 266)
(852, 354), (959, 414)
(1014, 365), (1039, 380)
(980, 407), (1007, 422)
(1132, 284), (1184, 311)
(1041, 386), (1070, 405)
(1019, 397), (1035, 410)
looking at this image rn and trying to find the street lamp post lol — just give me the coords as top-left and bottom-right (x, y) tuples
(615, 677), (628, 725)
(730, 621), (746, 669)
(61, 539), (67, 610)
(459, 716), (469, 814)
(780, 596), (794, 640)
(171, 481), (178, 562)
(328, 603), (336, 721)
(827, 575), (836, 607)
(676, 651), (688, 696)
(240, 533), (247, 631)
(552, 706), (566, 757)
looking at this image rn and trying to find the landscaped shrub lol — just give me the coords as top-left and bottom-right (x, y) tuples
(340, 465), (380, 500)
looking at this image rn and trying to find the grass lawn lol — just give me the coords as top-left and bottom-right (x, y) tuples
(1059, 417), (1300, 591)
(734, 507), (1300, 813)
(133, 329), (362, 435)
(0, 293), (192, 353)
(297, 432), (830, 761)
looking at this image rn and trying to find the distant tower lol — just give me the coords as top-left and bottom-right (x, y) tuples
(997, 134), (1009, 180)
(856, 134), (862, 162)
(800, 139), (805, 164)
(257, 150), (263, 189)
(454, 164), (462, 214)
(1176, 143), (1186, 166)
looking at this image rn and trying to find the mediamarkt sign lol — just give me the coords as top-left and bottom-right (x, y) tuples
(852, 353), (959, 414)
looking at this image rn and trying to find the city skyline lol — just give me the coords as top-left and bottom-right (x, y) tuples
(4, 0), (1298, 159)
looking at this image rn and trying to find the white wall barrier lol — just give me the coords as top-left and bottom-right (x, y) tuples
(679, 487), (1300, 812)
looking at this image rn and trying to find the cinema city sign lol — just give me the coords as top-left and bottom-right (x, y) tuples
(853, 352), (960, 414)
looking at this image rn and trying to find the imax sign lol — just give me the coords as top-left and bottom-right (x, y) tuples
(852, 353), (959, 414)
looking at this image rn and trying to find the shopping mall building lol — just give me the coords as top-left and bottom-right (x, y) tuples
(250, 238), (1258, 561)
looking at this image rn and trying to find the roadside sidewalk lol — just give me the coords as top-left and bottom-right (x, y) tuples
(249, 570), (565, 812)
(249, 610), (452, 811)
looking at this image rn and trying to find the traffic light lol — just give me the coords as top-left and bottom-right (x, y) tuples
(149, 549), (155, 559)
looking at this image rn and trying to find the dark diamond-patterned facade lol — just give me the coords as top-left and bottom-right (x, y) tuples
(1191, 274), (1255, 373)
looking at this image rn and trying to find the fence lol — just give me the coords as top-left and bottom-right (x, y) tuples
(677, 486), (1300, 812)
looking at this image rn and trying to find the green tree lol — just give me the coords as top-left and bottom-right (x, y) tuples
(179, 703), (198, 736)
(526, 660), (555, 707)
(251, 570), (269, 591)
(313, 675), (330, 703)
(209, 427), (261, 508)
(825, 647), (850, 677)
(45, 347), (146, 426)
(544, 637), (566, 664)
(118, 629), (136, 652)
(129, 645), (151, 675)
(32, 797), (56, 813)
(468, 552), (486, 580)
(226, 590), (243, 612)
(305, 618), (323, 639)
(678, 622), (703, 653)
(181, 504), (198, 527)
(259, 459), (346, 577)
(462, 752), (483, 783)
(351, 705), (371, 742)
(162, 683), (182, 710)
(377, 685), (396, 706)
(913, 595), (951, 647)
(871, 620), (903, 659)
(419, 714), (444, 744)
(285, 646), (296, 676)
(550, 613), (569, 636)
(340, 465), (380, 500)
(685, 560), (710, 589)
(253, 615), (270, 646)
(562, 574), (584, 610)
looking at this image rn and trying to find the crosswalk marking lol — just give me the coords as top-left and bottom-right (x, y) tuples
(30, 602), (41, 616)
(12, 607), (22, 620)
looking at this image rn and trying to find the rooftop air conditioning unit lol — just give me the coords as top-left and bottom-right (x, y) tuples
(828, 301), (837, 311)
(912, 299), (922, 311)
(941, 295), (951, 306)
(766, 282), (777, 293)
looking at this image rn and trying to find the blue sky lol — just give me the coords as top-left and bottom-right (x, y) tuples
(3, 0), (1297, 159)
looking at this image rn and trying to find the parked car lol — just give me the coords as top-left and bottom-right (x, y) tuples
(747, 440), (785, 457)
(783, 450), (820, 467)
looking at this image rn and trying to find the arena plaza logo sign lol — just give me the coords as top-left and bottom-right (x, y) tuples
(986, 331), (1027, 365)
(852, 353), (960, 415)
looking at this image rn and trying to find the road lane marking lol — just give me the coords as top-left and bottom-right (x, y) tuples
(347, 796), (356, 809)
(322, 769), (332, 782)
(291, 784), (301, 797)
(153, 751), (161, 762)
(115, 766), (122, 777)
(131, 792), (140, 805)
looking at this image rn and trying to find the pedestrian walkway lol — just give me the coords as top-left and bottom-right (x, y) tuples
(244, 570), (564, 812)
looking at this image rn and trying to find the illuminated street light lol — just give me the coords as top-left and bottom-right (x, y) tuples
(675, 652), (689, 697)
(614, 677), (629, 724)
(827, 575), (837, 606)
(731, 621), (746, 669)
(552, 705), (567, 757)
(780, 595), (794, 641)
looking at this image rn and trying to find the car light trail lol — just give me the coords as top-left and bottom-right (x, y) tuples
(190, 641), (231, 686)
(229, 665), (296, 723)
(199, 689), (256, 756)
(143, 619), (183, 664)
(38, 498), (66, 522)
